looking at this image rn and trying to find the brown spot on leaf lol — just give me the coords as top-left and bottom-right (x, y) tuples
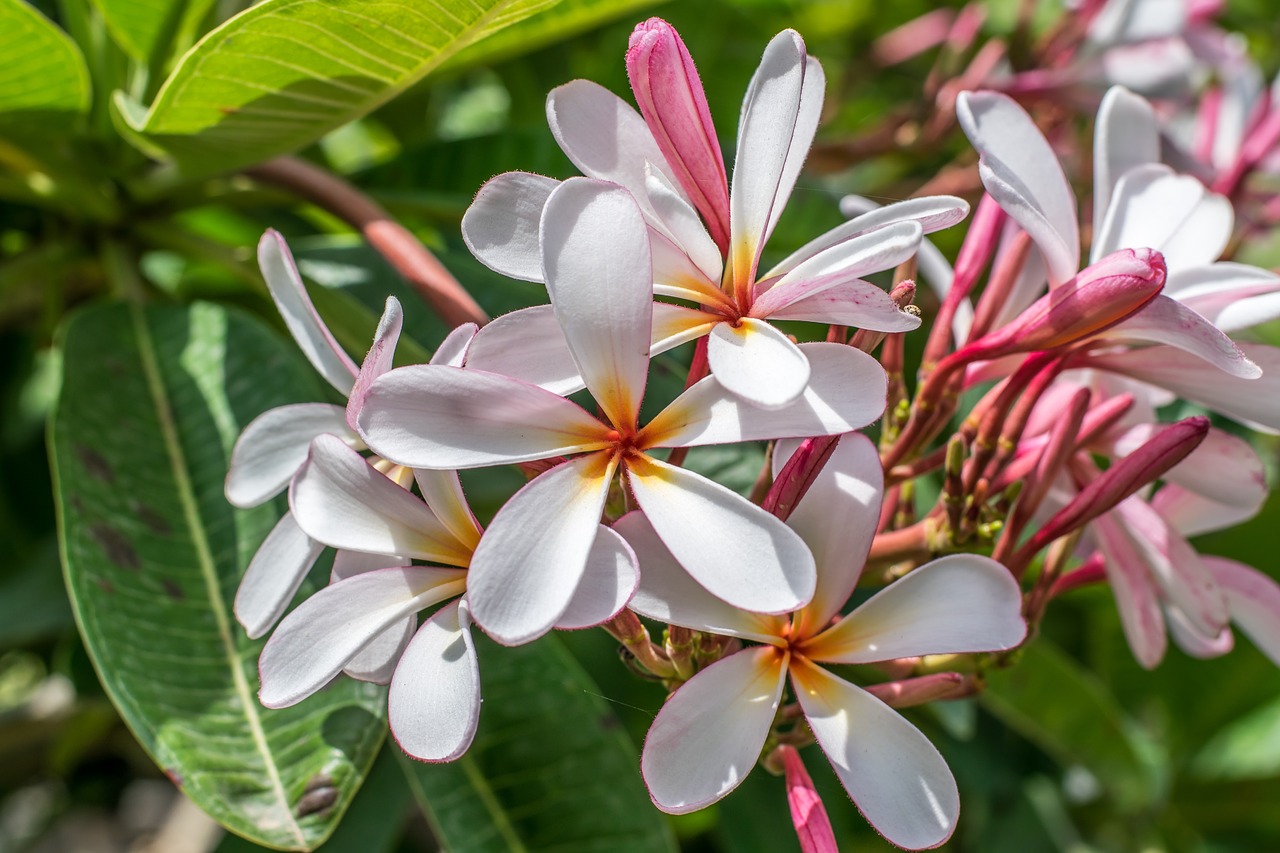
(161, 579), (184, 600)
(76, 445), (115, 483)
(134, 503), (171, 536)
(89, 524), (140, 570)
(165, 768), (184, 788)
(93, 577), (114, 594)
(295, 775), (339, 818)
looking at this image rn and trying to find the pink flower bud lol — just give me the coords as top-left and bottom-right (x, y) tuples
(863, 672), (973, 708)
(627, 19), (731, 253)
(961, 248), (1167, 361)
(777, 745), (838, 853)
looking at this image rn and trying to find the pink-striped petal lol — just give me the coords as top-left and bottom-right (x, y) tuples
(706, 318), (811, 409)
(956, 91), (1080, 285)
(761, 278), (922, 331)
(234, 511), (325, 639)
(791, 660), (959, 850)
(226, 403), (359, 508)
(554, 525), (639, 630)
(466, 452), (618, 645)
(616, 510), (788, 643)
(1166, 603), (1234, 660)
(626, 454), (815, 614)
(389, 600), (481, 762)
(331, 549), (414, 683)
(1093, 86), (1160, 229)
(463, 305), (581, 395)
(775, 435), (883, 637)
(729, 31), (822, 286)
(258, 229), (358, 394)
(1165, 263), (1280, 333)
(461, 172), (558, 282)
(258, 566), (467, 707)
(542, 178), (653, 429)
(430, 322), (478, 368)
(358, 365), (613, 468)
(643, 342), (887, 448)
(1091, 514), (1168, 669)
(1206, 557), (1280, 667)
(642, 647), (788, 813)
(346, 296), (403, 430)
(290, 435), (472, 566)
(804, 555), (1025, 664)
(1153, 485), (1263, 538)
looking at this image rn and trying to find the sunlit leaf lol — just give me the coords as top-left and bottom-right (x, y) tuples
(115, 0), (578, 174)
(0, 0), (90, 128)
(91, 0), (217, 64)
(52, 301), (386, 851)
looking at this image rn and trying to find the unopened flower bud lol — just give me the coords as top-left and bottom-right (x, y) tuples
(960, 248), (1166, 361)
(863, 672), (974, 708)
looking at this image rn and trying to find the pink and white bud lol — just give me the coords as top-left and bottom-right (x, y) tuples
(777, 745), (838, 853)
(628, 18), (731, 253)
(961, 248), (1167, 361)
(862, 672), (974, 708)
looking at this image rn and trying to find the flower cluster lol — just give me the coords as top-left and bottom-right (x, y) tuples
(227, 14), (1280, 851)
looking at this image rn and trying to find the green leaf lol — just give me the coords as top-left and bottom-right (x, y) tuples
(116, 0), (575, 175)
(441, 0), (667, 71)
(981, 639), (1163, 813)
(90, 0), (216, 65)
(51, 300), (387, 851)
(0, 0), (90, 128)
(402, 632), (677, 853)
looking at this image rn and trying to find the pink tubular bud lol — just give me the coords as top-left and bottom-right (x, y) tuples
(862, 672), (973, 708)
(1014, 416), (1210, 565)
(762, 435), (841, 522)
(777, 746), (839, 853)
(960, 248), (1167, 362)
(627, 19), (731, 254)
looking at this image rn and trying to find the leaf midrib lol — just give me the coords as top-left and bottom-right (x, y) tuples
(130, 301), (305, 849)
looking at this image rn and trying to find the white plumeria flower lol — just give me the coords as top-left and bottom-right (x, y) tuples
(225, 229), (479, 639)
(622, 436), (1026, 850)
(358, 178), (888, 645)
(956, 87), (1280, 430)
(257, 433), (637, 761)
(460, 23), (966, 408)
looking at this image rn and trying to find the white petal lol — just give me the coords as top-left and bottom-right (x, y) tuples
(258, 230), (358, 394)
(1165, 263), (1280, 334)
(234, 511), (325, 639)
(641, 647), (787, 813)
(331, 550), (415, 683)
(1091, 165), (1231, 267)
(414, 468), (482, 553)
(768, 195), (970, 279)
(346, 296), (403, 430)
(626, 455), (815, 614)
(430, 322), (479, 367)
(1113, 498), (1228, 638)
(1089, 343), (1280, 430)
(463, 305), (582, 395)
(651, 227), (729, 305)
(774, 435), (883, 636)
(791, 661), (959, 850)
(226, 403), (356, 508)
(290, 435), (472, 565)
(730, 32), (821, 281)
(466, 452), (616, 645)
(1153, 485), (1263, 538)
(644, 342), (886, 448)
(761, 279), (921, 331)
(541, 178), (653, 428)
(752, 221), (923, 316)
(546, 80), (679, 217)
(1206, 557), (1280, 667)
(1102, 295), (1258, 379)
(389, 600), (481, 762)
(617, 510), (787, 643)
(555, 525), (639, 630)
(652, 302), (721, 353)
(1091, 513), (1167, 669)
(956, 91), (1080, 285)
(359, 365), (612, 468)
(461, 172), (558, 282)
(1166, 603), (1233, 660)
(258, 566), (467, 707)
(645, 166), (723, 284)
(804, 555), (1025, 664)
(706, 318), (811, 409)
(1113, 425), (1266, 509)
(1093, 86), (1159, 228)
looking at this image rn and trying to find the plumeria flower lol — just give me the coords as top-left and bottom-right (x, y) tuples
(224, 230), (478, 638)
(956, 86), (1280, 429)
(256, 433), (637, 761)
(622, 436), (1026, 849)
(357, 178), (888, 645)
(460, 20), (967, 408)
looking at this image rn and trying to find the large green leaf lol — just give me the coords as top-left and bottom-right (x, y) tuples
(91, 0), (217, 65)
(403, 632), (677, 853)
(115, 0), (573, 174)
(0, 0), (90, 128)
(981, 639), (1163, 813)
(51, 301), (387, 851)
